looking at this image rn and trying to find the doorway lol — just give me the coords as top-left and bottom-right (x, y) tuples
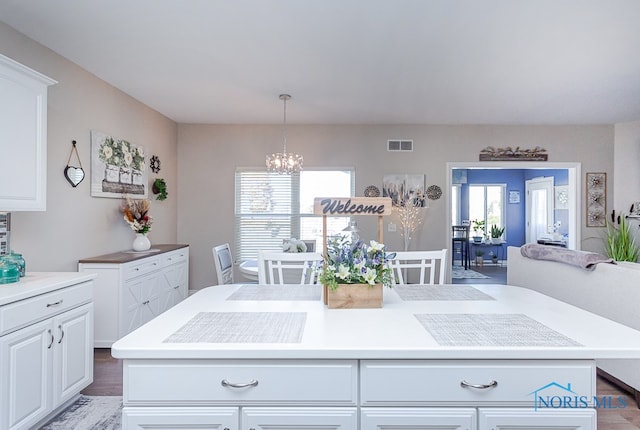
(446, 162), (581, 271)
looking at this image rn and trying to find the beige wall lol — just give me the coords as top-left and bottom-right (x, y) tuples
(0, 22), (627, 291)
(178, 124), (614, 290)
(0, 22), (179, 272)
(614, 120), (640, 211)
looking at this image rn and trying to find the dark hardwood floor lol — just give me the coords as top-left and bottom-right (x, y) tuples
(85, 343), (640, 428)
(81, 348), (123, 396)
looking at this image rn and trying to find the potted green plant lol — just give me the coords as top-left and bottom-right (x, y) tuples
(474, 249), (484, 266)
(152, 178), (168, 201)
(490, 224), (505, 244)
(471, 219), (486, 243)
(605, 210), (639, 262)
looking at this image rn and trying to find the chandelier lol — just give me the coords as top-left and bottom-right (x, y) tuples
(266, 94), (303, 174)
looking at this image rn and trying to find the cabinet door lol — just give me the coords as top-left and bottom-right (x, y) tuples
(52, 303), (94, 407)
(0, 54), (55, 211)
(242, 408), (357, 430)
(158, 262), (188, 312)
(478, 408), (595, 430)
(122, 273), (161, 335)
(123, 406), (237, 429)
(0, 319), (52, 430)
(361, 408), (477, 429)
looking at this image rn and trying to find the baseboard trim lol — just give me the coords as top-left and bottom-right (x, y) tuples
(597, 367), (640, 408)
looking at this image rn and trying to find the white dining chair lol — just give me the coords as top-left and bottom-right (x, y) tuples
(258, 251), (324, 285)
(212, 243), (234, 285)
(390, 249), (448, 285)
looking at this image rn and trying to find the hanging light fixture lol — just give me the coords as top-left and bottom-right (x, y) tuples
(266, 94), (303, 174)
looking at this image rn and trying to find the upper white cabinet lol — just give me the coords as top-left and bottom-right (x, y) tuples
(0, 54), (56, 211)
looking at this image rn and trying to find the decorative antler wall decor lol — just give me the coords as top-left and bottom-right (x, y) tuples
(479, 146), (548, 161)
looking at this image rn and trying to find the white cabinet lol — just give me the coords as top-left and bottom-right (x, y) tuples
(242, 407), (357, 429)
(123, 407), (238, 430)
(361, 408), (477, 429)
(0, 54), (56, 211)
(0, 275), (94, 430)
(478, 408), (596, 429)
(78, 245), (189, 347)
(359, 360), (596, 430)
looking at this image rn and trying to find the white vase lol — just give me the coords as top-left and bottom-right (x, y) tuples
(133, 233), (151, 251)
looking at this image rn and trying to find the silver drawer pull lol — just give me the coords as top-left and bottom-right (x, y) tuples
(58, 324), (65, 344)
(221, 379), (258, 388)
(47, 329), (54, 349)
(460, 380), (498, 389)
(46, 299), (64, 307)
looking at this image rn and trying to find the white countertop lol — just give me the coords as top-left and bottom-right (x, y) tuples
(112, 283), (640, 360)
(0, 272), (97, 306)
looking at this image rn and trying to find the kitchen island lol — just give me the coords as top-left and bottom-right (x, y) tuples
(112, 283), (640, 429)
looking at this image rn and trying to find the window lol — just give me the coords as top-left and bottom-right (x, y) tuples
(235, 168), (354, 261)
(468, 184), (505, 236)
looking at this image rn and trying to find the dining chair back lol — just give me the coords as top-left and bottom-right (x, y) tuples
(258, 251), (324, 285)
(212, 243), (234, 285)
(451, 225), (471, 269)
(390, 249), (448, 285)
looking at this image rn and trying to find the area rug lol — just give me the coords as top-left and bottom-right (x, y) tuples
(451, 266), (490, 279)
(39, 395), (122, 430)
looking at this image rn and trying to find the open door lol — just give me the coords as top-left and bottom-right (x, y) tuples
(525, 177), (554, 244)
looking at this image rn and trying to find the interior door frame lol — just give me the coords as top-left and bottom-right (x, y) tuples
(525, 176), (555, 244)
(446, 161), (581, 258)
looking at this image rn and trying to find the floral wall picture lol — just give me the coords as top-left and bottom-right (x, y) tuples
(91, 130), (148, 198)
(382, 174), (426, 207)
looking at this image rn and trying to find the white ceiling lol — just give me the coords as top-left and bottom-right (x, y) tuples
(2, 0), (640, 125)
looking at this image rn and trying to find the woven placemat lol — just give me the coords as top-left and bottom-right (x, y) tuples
(414, 313), (582, 347)
(164, 312), (306, 343)
(227, 285), (321, 301)
(394, 285), (495, 301)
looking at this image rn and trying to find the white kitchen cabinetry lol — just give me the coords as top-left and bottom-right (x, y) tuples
(123, 407), (238, 430)
(361, 408), (477, 429)
(242, 407), (357, 429)
(0, 274), (94, 430)
(0, 54), (56, 211)
(478, 408), (596, 429)
(78, 245), (189, 347)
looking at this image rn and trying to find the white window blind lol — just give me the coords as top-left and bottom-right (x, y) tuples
(235, 168), (354, 261)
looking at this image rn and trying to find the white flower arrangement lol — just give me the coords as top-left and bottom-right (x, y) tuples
(283, 238), (307, 253)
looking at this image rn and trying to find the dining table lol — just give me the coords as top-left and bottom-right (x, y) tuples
(238, 259), (258, 282)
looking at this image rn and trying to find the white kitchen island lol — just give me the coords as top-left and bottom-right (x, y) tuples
(112, 283), (640, 430)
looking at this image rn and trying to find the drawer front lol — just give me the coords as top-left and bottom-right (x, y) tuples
(361, 360), (595, 406)
(124, 258), (160, 279)
(0, 282), (93, 335)
(160, 248), (188, 268)
(125, 360), (357, 406)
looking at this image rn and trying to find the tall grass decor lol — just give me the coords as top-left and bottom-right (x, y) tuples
(605, 210), (639, 262)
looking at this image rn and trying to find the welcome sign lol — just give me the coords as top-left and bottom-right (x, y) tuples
(313, 197), (392, 216)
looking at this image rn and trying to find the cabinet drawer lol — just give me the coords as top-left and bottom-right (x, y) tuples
(360, 360), (595, 406)
(124, 258), (160, 279)
(160, 249), (188, 268)
(125, 360), (357, 406)
(0, 282), (92, 335)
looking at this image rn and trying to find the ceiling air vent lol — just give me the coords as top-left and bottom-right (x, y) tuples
(387, 139), (413, 152)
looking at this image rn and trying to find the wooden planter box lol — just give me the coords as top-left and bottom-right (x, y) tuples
(326, 283), (383, 309)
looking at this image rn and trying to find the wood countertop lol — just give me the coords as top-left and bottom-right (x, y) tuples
(78, 244), (188, 264)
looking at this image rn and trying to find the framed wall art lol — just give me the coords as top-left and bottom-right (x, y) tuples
(586, 172), (606, 227)
(382, 174), (425, 207)
(91, 130), (148, 198)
